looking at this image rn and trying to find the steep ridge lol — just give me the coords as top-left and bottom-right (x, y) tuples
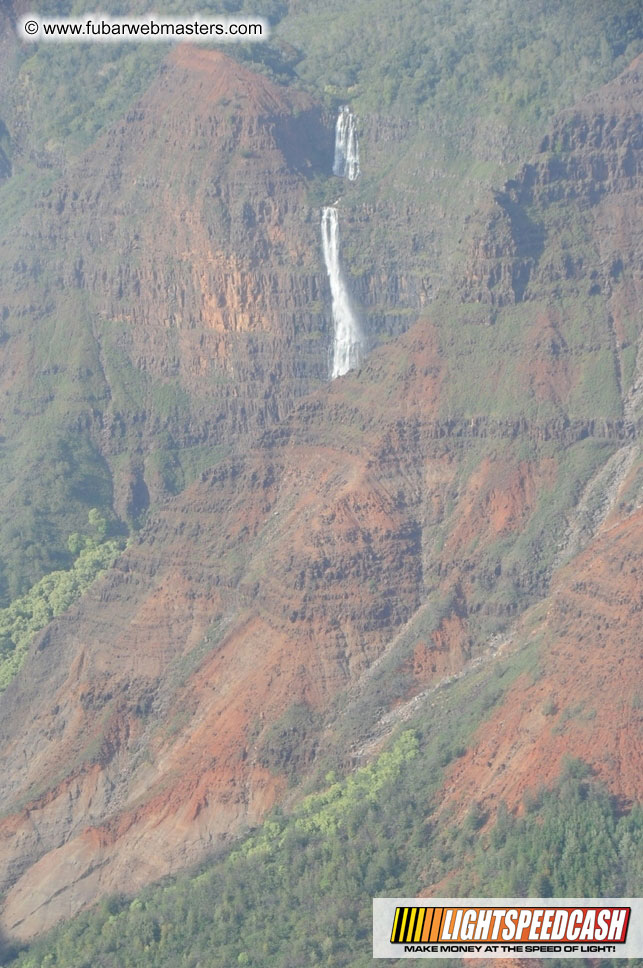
(434, 500), (643, 830)
(0, 54), (641, 941)
(463, 53), (642, 312)
(0, 47), (333, 597)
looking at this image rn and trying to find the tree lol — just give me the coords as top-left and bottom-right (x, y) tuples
(87, 508), (108, 541)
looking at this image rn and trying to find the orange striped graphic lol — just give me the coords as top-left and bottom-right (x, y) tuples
(390, 907), (631, 945)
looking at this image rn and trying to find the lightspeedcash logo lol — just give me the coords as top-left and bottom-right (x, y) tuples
(373, 898), (643, 959)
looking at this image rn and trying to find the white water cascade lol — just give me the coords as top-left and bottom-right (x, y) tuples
(321, 206), (364, 379)
(332, 106), (360, 181)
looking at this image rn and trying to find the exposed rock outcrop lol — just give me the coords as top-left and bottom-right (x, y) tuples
(0, 48), (641, 943)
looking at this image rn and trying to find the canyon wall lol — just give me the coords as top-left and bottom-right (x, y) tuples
(0, 47), (641, 942)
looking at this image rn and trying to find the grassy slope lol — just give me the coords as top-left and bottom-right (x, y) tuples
(3, 629), (640, 967)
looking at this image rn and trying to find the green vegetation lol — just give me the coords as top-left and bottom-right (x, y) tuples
(7, 0), (641, 155)
(3, 636), (640, 966)
(257, 702), (321, 782)
(0, 568), (636, 968)
(13, 42), (161, 158)
(0, 293), (116, 603)
(281, 0), (642, 122)
(0, 512), (125, 692)
(436, 758), (642, 899)
(4, 735), (639, 967)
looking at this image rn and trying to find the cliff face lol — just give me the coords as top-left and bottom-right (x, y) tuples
(51, 47), (329, 400)
(0, 47), (335, 593)
(0, 49), (641, 941)
(434, 499), (643, 828)
(0, 43), (461, 598)
(462, 54), (642, 309)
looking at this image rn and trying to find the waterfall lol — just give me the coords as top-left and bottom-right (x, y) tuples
(332, 106), (360, 181)
(321, 206), (364, 379)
